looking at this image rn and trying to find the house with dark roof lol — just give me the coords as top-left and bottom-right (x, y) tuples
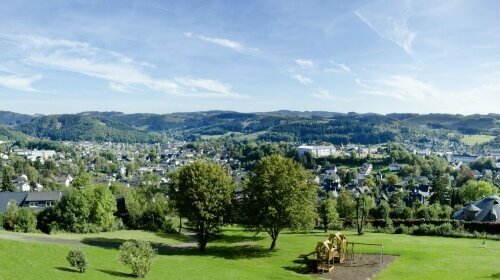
(0, 191), (63, 213)
(453, 195), (500, 223)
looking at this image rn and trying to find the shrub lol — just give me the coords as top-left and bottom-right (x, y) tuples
(119, 240), (157, 278)
(2, 201), (37, 233)
(394, 224), (409, 234)
(66, 249), (88, 273)
(13, 208), (37, 233)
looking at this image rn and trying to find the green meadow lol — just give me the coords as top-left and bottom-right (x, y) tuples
(0, 228), (499, 280)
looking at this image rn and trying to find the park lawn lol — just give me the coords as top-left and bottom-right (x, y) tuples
(461, 134), (495, 145)
(0, 229), (191, 245)
(1, 228), (500, 280)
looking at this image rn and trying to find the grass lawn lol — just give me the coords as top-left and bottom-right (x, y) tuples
(1, 228), (499, 280)
(461, 134), (495, 145)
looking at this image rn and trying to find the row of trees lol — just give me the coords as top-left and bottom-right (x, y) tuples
(168, 155), (317, 251)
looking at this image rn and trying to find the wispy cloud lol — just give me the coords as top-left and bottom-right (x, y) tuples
(355, 6), (416, 58)
(362, 75), (439, 101)
(360, 75), (500, 113)
(291, 74), (313, 85)
(185, 32), (257, 54)
(3, 34), (246, 99)
(355, 78), (371, 89)
(311, 88), (350, 101)
(295, 59), (314, 68)
(0, 74), (41, 92)
(326, 60), (351, 73)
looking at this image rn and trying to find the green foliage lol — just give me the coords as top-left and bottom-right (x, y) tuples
(71, 173), (93, 189)
(14, 208), (37, 233)
(169, 161), (235, 251)
(1, 167), (15, 192)
(316, 193), (339, 232)
(1, 201), (37, 233)
(66, 249), (88, 273)
(119, 240), (157, 278)
(17, 114), (166, 143)
(242, 155), (317, 249)
(336, 191), (355, 220)
(2, 200), (19, 230)
(460, 180), (497, 202)
(386, 174), (400, 185)
(389, 203), (413, 220)
(370, 201), (391, 220)
(52, 185), (117, 233)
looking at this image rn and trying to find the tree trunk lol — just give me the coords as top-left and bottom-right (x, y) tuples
(269, 229), (279, 250)
(178, 215), (183, 234)
(270, 237), (277, 250)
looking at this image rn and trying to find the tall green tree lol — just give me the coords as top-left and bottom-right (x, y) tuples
(430, 172), (451, 205)
(242, 155), (317, 249)
(1, 166), (15, 192)
(169, 161), (235, 252)
(317, 193), (339, 232)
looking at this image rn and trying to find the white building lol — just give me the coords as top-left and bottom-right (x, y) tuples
(297, 145), (338, 158)
(449, 153), (479, 164)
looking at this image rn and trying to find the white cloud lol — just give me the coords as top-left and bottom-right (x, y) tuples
(291, 74), (313, 85)
(295, 59), (314, 68)
(360, 75), (500, 113)
(355, 7), (416, 58)
(311, 88), (349, 101)
(192, 34), (257, 54)
(363, 75), (439, 101)
(326, 60), (351, 73)
(0, 74), (41, 92)
(355, 78), (371, 89)
(5, 34), (245, 99)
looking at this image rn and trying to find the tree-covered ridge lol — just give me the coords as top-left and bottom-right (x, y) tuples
(0, 111), (33, 126)
(17, 114), (166, 143)
(388, 113), (500, 135)
(0, 125), (30, 141)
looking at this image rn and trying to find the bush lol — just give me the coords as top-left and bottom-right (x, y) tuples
(394, 224), (409, 234)
(66, 249), (88, 273)
(1, 201), (37, 233)
(14, 208), (37, 233)
(119, 240), (157, 278)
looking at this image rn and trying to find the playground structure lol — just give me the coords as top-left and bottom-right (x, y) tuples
(314, 232), (384, 273)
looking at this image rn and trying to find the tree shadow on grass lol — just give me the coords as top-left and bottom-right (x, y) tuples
(282, 254), (316, 274)
(485, 273), (500, 279)
(154, 231), (192, 243)
(211, 233), (266, 244)
(158, 244), (273, 260)
(96, 269), (134, 278)
(54, 267), (79, 273)
(81, 237), (271, 260)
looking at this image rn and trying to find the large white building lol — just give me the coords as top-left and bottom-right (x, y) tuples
(297, 145), (338, 158)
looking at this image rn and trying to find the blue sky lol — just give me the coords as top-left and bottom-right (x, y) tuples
(0, 0), (499, 114)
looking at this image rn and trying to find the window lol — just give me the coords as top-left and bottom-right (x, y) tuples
(45, 201), (54, 207)
(29, 202), (39, 208)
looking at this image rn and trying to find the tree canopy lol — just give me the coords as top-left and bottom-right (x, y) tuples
(169, 161), (235, 252)
(241, 154), (317, 249)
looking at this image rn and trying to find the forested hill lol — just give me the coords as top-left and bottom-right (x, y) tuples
(387, 113), (500, 135)
(0, 126), (30, 141)
(1, 110), (497, 144)
(0, 111), (33, 126)
(17, 114), (166, 143)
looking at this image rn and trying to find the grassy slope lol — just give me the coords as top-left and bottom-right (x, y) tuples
(461, 134), (495, 146)
(1, 228), (499, 280)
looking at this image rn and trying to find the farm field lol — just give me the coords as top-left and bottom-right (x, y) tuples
(0, 228), (499, 280)
(461, 134), (495, 145)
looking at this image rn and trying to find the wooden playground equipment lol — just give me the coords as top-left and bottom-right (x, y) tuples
(314, 232), (384, 273)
